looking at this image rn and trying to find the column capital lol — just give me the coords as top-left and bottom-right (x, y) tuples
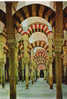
(8, 39), (16, 44)
(54, 38), (63, 53)
(49, 56), (53, 63)
(7, 39), (17, 49)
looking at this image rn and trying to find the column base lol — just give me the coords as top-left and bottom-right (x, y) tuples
(22, 80), (24, 82)
(10, 91), (16, 99)
(44, 78), (46, 80)
(32, 80), (34, 84)
(2, 83), (5, 88)
(26, 84), (29, 89)
(35, 79), (37, 82)
(50, 85), (53, 89)
(22, 76), (24, 82)
(49, 77), (53, 89)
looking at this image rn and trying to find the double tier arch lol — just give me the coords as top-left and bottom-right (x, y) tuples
(13, 4), (56, 31)
(18, 40), (48, 59)
(17, 23), (53, 39)
(0, 3), (67, 31)
(27, 23), (52, 37)
(34, 48), (47, 65)
(18, 40), (48, 51)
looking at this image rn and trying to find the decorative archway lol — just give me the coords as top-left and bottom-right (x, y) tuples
(18, 40), (48, 59)
(17, 23), (52, 37)
(0, 4), (67, 31)
(27, 24), (52, 37)
(34, 48), (48, 79)
(13, 4), (56, 30)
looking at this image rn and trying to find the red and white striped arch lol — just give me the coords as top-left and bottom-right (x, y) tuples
(17, 24), (29, 35)
(27, 24), (52, 37)
(17, 23), (52, 37)
(18, 40), (48, 51)
(18, 40), (48, 59)
(34, 48), (48, 65)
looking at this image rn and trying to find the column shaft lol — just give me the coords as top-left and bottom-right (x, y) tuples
(6, 3), (16, 99)
(23, 34), (29, 89)
(55, 2), (63, 99)
(31, 66), (34, 84)
(22, 61), (24, 81)
(44, 70), (47, 80)
(48, 33), (53, 89)
(49, 62), (53, 89)
(25, 63), (29, 88)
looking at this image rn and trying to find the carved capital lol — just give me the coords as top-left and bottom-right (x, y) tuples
(54, 39), (63, 53)
(49, 56), (53, 63)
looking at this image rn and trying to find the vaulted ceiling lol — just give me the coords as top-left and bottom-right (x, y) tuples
(13, 4), (56, 29)
(0, 1), (67, 30)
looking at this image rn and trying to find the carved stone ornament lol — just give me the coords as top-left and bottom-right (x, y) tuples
(54, 39), (63, 53)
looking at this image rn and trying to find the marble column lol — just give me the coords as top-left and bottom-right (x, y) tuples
(2, 64), (5, 87)
(22, 59), (24, 81)
(22, 34), (29, 89)
(63, 31), (67, 83)
(35, 68), (37, 81)
(55, 2), (63, 99)
(44, 69), (47, 80)
(31, 50), (36, 83)
(45, 58), (49, 83)
(48, 33), (53, 89)
(31, 65), (34, 84)
(31, 60), (36, 84)
(48, 61), (53, 89)
(0, 63), (5, 88)
(15, 44), (18, 84)
(37, 69), (40, 78)
(6, 2), (16, 99)
(0, 35), (6, 88)
(0, 66), (2, 84)
(25, 63), (29, 88)
(63, 45), (67, 83)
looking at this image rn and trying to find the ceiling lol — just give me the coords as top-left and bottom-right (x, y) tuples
(0, 1), (67, 33)
(0, 1), (67, 13)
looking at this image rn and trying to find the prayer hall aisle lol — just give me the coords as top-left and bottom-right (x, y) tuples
(0, 1), (67, 99)
(0, 78), (67, 99)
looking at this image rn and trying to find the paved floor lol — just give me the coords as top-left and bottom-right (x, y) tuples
(0, 78), (67, 99)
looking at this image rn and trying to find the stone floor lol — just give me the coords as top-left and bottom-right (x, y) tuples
(0, 78), (67, 99)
